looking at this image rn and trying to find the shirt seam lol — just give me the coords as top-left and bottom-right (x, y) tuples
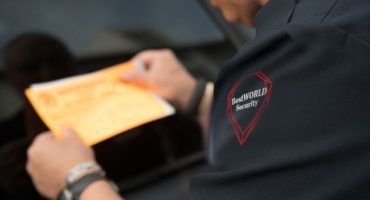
(325, 22), (370, 50)
(320, 0), (341, 22)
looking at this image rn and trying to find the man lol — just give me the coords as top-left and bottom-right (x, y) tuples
(27, 0), (370, 199)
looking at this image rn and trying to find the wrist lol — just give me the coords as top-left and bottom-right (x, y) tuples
(80, 180), (122, 200)
(57, 162), (118, 200)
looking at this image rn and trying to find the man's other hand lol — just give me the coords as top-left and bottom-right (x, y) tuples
(122, 49), (196, 111)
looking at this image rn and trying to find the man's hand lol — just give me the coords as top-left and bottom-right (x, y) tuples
(26, 128), (95, 199)
(123, 49), (196, 111)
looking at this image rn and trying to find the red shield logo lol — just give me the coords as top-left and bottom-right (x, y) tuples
(226, 71), (273, 145)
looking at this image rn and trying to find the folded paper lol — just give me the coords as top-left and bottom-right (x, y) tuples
(25, 61), (175, 146)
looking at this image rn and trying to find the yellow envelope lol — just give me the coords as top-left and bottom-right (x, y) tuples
(25, 61), (175, 146)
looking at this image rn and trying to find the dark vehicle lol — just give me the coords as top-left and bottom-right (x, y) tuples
(0, 0), (252, 199)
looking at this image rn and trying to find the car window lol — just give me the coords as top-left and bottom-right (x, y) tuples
(0, 0), (224, 61)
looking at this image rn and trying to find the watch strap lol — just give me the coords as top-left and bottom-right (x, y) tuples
(58, 172), (105, 200)
(183, 78), (207, 118)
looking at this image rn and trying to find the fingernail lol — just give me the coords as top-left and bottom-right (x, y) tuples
(134, 60), (145, 72)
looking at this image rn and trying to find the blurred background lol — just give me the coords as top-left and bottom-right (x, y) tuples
(0, 0), (254, 199)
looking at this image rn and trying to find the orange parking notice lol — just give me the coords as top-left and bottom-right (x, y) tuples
(25, 61), (175, 146)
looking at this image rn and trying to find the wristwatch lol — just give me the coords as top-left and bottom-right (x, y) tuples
(57, 172), (105, 200)
(57, 162), (118, 200)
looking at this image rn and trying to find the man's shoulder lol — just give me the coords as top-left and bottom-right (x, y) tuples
(322, 0), (370, 46)
(257, 0), (370, 47)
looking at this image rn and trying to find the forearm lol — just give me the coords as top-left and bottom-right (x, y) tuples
(80, 180), (124, 200)
(196, 82), (214, 146)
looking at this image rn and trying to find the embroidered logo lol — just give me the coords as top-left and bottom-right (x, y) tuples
(226, 71), (273, 145)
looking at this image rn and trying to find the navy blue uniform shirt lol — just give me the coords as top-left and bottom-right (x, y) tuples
(190, 0), (370, 199)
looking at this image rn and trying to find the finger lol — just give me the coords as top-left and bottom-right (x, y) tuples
(28, 132), (54, 157)
(132, 49), (160, 64)
(33, 131), (54, 144)
(62, 127), (88, 147)
(121, 70), (151, 86)
(133, 60), (146, 72)
(61, 126), (80, 140)
(25, 159), (33, 175)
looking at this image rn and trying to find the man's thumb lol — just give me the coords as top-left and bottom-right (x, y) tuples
(62, 127), (79, 140)
(121, 70), (147, 85)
